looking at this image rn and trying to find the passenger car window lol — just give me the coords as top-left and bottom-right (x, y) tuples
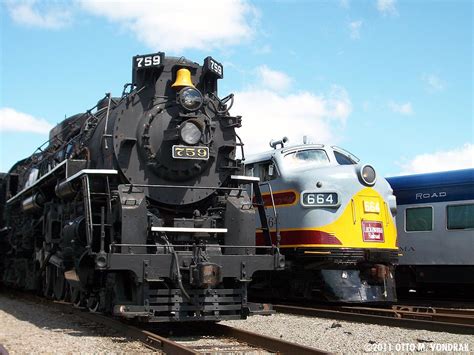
(406, 207), (433, 232)
(447, 204), (474, 230)
(284, 149), (330, 167)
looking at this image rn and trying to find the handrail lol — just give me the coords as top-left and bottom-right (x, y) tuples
(259, 182), (280, 248)
(124, 183), (243, 191)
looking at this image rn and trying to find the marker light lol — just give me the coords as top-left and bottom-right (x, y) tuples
(180, 120), (202, 145)
(178, 87), (203, 112)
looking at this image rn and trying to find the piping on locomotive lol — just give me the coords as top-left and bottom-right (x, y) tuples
(0, 53), (284, 322)
(244, 138), (398, 302)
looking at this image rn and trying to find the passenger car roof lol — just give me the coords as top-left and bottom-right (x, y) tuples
(386, 168), (474, 190)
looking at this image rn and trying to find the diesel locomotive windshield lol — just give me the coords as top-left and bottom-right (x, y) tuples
(284, 149), (331, 168)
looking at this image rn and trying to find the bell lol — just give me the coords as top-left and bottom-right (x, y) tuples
(171, 68), (195, 89)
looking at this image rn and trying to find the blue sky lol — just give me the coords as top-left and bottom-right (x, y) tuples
(0, 0), (472, 176)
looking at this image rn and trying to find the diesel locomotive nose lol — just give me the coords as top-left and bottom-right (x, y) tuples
(245, 143), (398, 303)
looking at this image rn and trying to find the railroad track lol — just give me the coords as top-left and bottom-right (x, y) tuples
(397, 298), (474, 310)
(54, 303), (326, 354)
(273, 304), (474, 335)
(1, 291), (325, 354)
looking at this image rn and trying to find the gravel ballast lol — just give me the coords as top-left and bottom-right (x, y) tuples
(0, 294), (152, 354)
(223, 314), (474, 353)
(1, 292), (472, 354)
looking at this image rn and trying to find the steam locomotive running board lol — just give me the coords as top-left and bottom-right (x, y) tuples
(66, 169), (118, 182)
(151, 227), (228, 233)
(231, 175), (260, 183)
(6, 159), (69, 203)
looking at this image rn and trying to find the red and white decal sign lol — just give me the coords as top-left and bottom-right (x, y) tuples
(362, 220), (384, 242)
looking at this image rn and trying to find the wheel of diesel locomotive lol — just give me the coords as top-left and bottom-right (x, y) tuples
(52, 267), (67, 301)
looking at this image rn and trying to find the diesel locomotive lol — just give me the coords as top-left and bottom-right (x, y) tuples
(0, 52), (284, 322)
(245, 138), (398, 303)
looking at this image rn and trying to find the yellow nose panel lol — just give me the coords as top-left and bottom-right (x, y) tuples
(317, 187), (397, 249)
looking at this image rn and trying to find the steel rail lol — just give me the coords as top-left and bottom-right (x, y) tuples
(1, 290), (195, 354)
(50, 301), (197, 355)
(3, 290), (328, 354)
(58, 301), (328, 354)
(354, 305), (474, 326)
(208, 323), (327, 354)
(51, 301), (329, 354)
(273, 304), (474, 335)
(393, 304), (474, 316)
(0, 344), (9, 355)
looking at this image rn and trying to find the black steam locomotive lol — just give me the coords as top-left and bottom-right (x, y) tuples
(0, 53), (284, 322)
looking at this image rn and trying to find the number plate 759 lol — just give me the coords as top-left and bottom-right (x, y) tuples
(172, 145), (209, 160)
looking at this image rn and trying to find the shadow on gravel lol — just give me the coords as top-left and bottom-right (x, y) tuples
(0, 290), (239, 344)
(0, 291), (136, 342)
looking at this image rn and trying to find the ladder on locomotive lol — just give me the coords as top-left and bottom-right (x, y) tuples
(252, 181), (280, 248)
(81, 174), (113, 253)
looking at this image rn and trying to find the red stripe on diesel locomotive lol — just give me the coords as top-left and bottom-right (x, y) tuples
(256, 229), (342, 246)
(253, 190), (298, 207)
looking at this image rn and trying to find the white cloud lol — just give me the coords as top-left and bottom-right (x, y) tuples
(232, 80), (352, 155)
(0, 108), (53, 134)
(376, 0), (398, 16)
(78, 0), (256, 52)
(388, 101), (413, 115)
(422, 74), (445, 92)
(5, 0), (72, 29)
(349, 20), (363, 39)
(256, 65), (292, 92)
(399, 143), (474, 175)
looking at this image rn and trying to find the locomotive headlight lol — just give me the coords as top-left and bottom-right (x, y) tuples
(358, 164), (377, 186)
(180, 120), (202, 145)
(178, 87), (203, 111)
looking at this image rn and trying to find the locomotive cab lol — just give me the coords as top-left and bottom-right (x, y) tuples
(245, 139), (398, 303)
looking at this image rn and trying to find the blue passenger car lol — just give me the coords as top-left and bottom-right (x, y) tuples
(387, 169), (474, 294)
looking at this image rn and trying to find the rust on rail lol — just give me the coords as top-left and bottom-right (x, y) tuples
(209, 323), (327, 355)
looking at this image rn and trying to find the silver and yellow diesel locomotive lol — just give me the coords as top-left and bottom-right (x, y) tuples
(245, 138), (398, 303)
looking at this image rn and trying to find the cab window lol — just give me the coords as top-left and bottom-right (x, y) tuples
(245, 164), (254, 177)
(447, 204), (474, 230)
(334, 151), (356, 165)
(260, 161), (278, 181)
(405, 207), (433, 232)
(249, 161), (278, 182)
(283, 149), (330, 167)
